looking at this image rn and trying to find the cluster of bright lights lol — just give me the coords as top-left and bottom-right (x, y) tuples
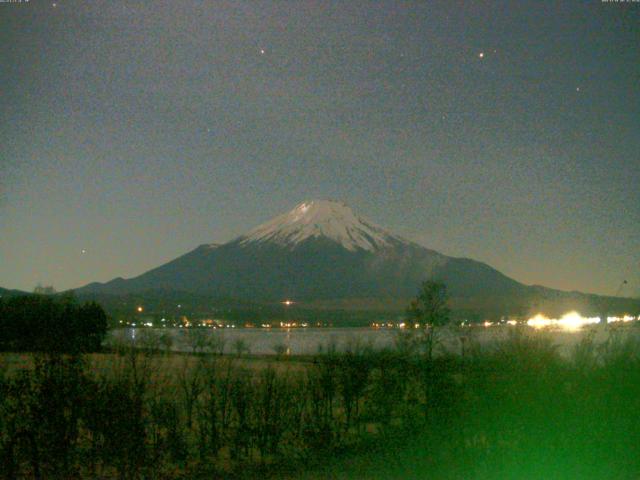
(394, 322), (424, 329)
(527, 311), (601, 331)
(371, 322), (396, 328)
(607, 315), (637, 324)
(460, 320), (519, 327)
(278, 321), (309, 328)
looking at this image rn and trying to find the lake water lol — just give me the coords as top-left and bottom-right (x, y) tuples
(108, 323), (640, 357)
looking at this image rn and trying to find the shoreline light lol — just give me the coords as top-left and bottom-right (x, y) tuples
(527, 311), (601, 331)
(607, 315), (636, 324)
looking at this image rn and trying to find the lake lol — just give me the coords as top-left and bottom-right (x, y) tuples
(108, 323), (640, 357)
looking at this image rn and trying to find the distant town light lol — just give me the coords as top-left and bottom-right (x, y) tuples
(607, 314), (636, 324)
(527, 311), (600, 331)
(282, 300), (294, 306)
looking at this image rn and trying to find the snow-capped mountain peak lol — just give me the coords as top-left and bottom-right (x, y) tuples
(239, 200), (404, 251)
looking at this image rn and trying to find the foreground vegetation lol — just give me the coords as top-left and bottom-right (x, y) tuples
(1, 326), (640, 479)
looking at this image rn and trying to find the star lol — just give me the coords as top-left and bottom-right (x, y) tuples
(576, 87), (581, 92)
(260, 48), (265, 55)
(81, 249), (87, 254)
(52, 2), (57, 7)
(478, 52), (484, 59)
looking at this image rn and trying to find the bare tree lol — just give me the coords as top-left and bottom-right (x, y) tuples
(406, 280), (451, 360)
(176, 356), (204, 430)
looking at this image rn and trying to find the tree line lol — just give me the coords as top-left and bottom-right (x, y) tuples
(0, 294), (107, 353)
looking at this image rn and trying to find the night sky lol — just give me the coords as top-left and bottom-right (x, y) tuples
(1, 1), (639, 296)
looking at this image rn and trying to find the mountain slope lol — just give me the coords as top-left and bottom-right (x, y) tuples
(240, 200), (403, 251)
(0, 287), (29, 298)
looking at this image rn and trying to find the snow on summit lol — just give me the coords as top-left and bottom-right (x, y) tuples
(239, 200), (404, 251)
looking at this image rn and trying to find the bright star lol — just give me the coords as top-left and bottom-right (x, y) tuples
(478, 52), (484, 58)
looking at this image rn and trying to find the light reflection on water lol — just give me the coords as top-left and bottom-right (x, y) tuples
(109, 324), (640, 357)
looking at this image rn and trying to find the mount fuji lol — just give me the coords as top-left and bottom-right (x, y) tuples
(77, 200), (635, 316)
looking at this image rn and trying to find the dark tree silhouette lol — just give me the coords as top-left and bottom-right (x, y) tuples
(0, 294), (108, 353)
(405, 280), (451, 359)
(407, 280), (451, 328)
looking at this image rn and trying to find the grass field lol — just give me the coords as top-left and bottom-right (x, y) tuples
(2, 327), (640, 479)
